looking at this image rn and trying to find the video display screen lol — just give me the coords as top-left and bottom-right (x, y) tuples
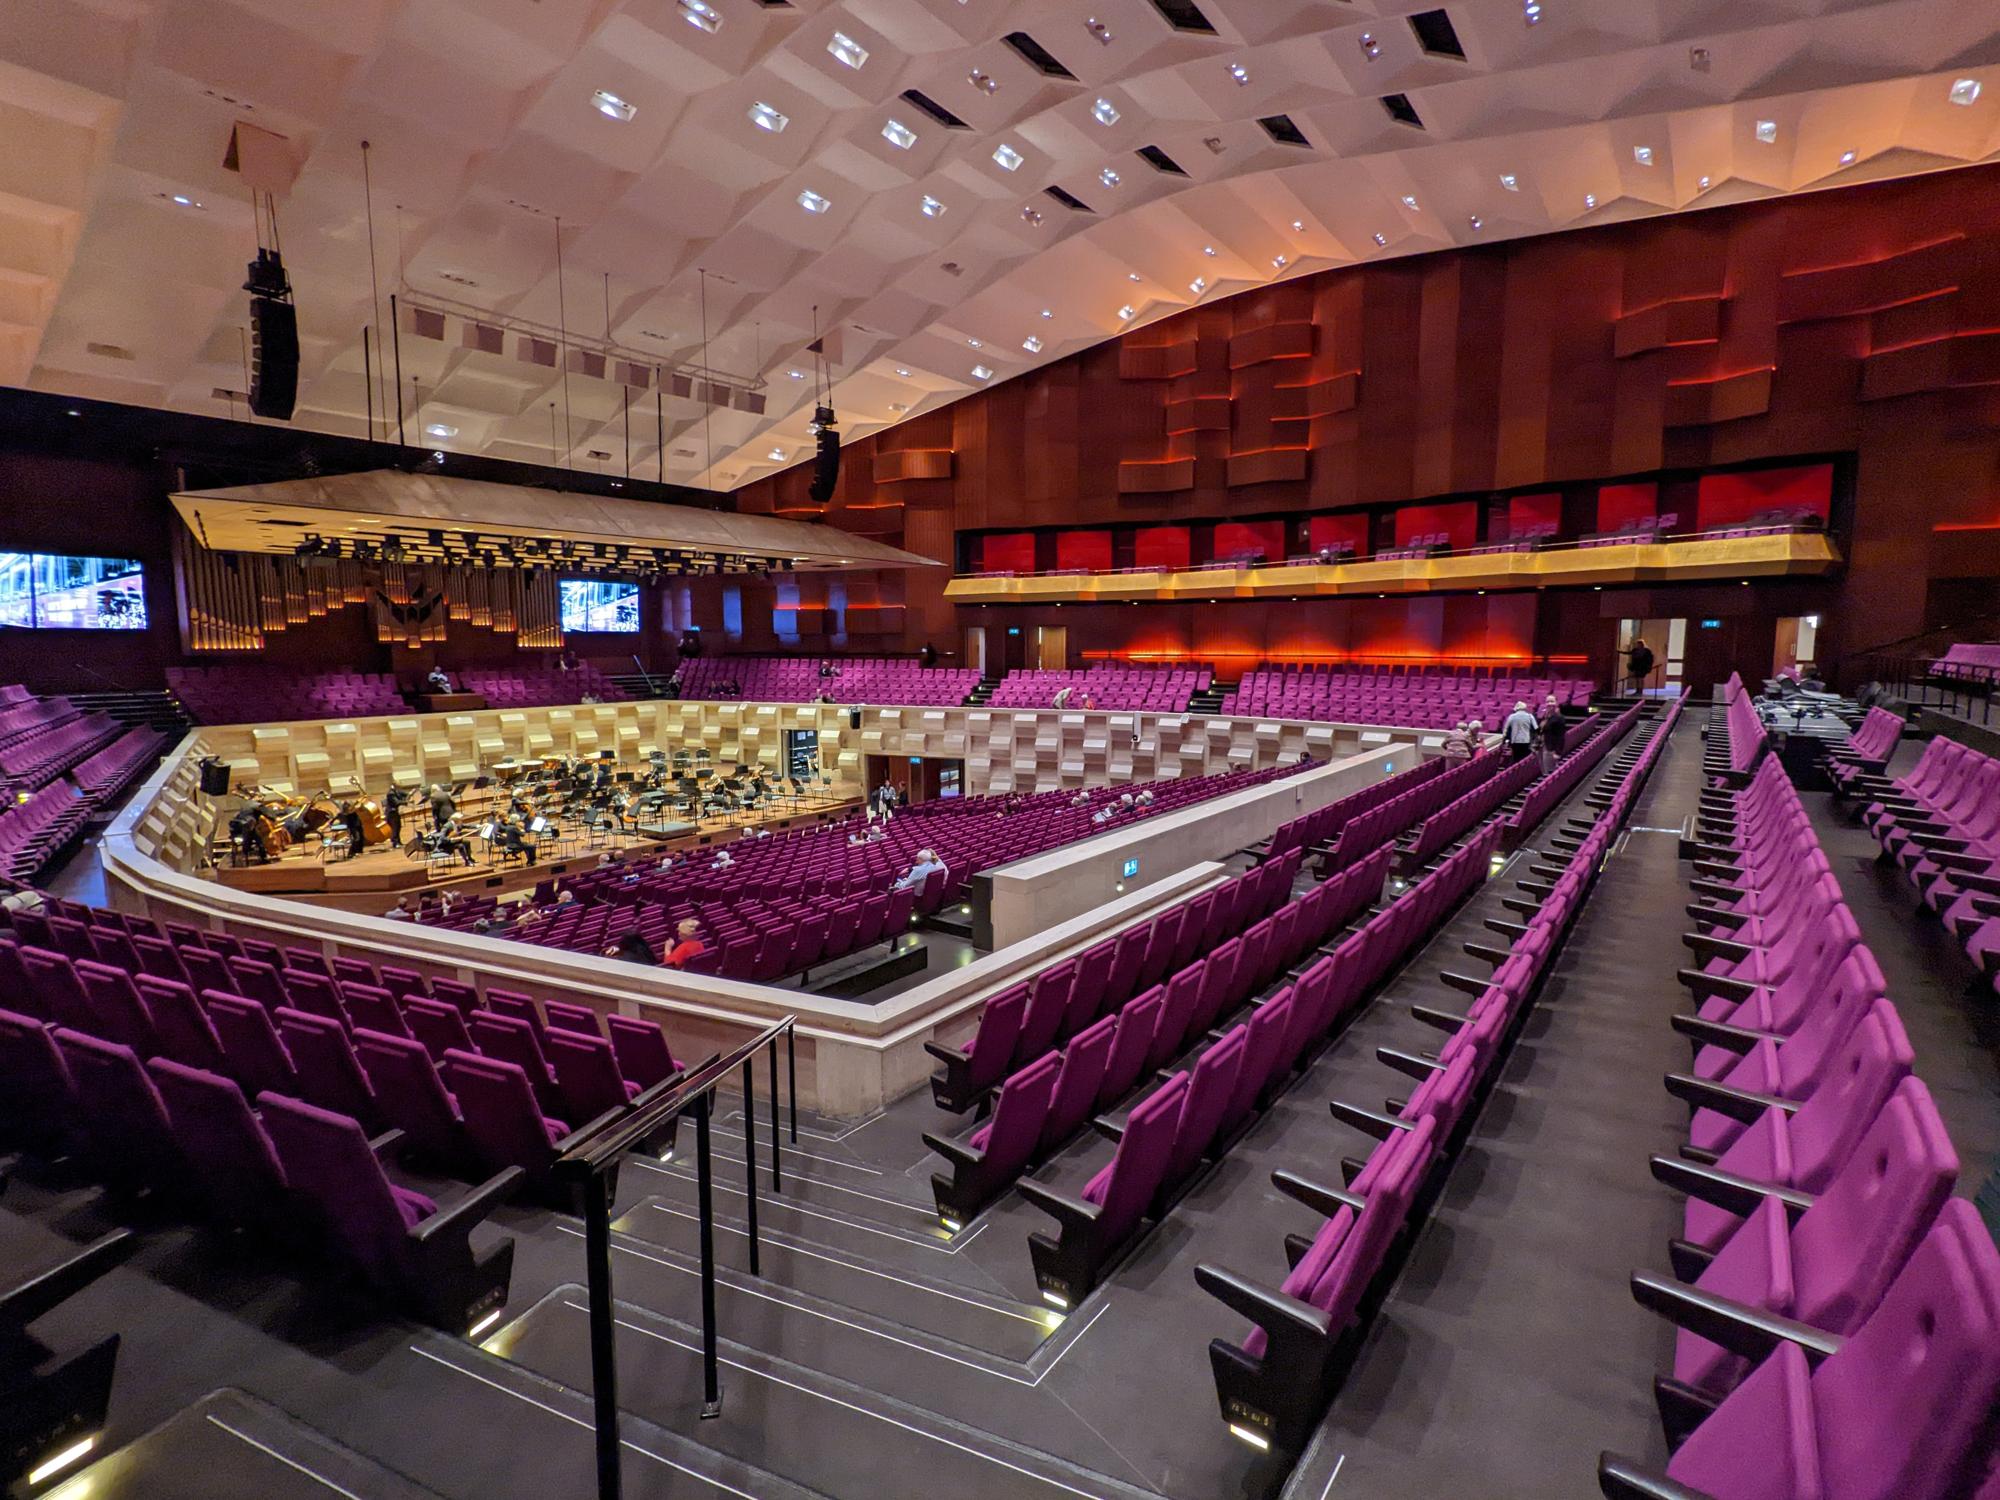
(0, 553), (147, 630)
(559, 577), (640, 633)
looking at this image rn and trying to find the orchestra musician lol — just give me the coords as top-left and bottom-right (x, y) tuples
(428, 782), (456, 829)
(427, 815), (476, 867)
(493, 813), (537, 865)
(384, 785), (407, 846)
(335, 800), (367, 859)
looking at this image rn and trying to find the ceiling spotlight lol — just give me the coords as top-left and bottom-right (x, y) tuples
(969, 69), (998, 95)
(749, 101), (789, 133)
(828, 31), (869, 69)
(1689, 46), (1711, 71)
(993, 142), (1023, 171)
(1039, 308), (1053, 318)
(966, 337), (982, 347)
(1359, 32), (1380, 59)
(1228, 62), (1250, 85)
(1092, 97), (1120, 126)
(1291, 219), (1304, 231)
(1118, 304), (1135, 320)
(921, 194), (947, 218)
(787, 369), (807, 379)
(1372, 231), (1387, 246)
(1401, 195), (1419, 210)
(1100, 167), (1121, 187)
(1584, 192), (1597, 209)
(1633, 145), (1654, 165)
(1522, 0), (1541, 23)
(1950, 78), (1982, 106)
(678, 0), (720, 32)
(1021, 205), (1043, 225)
(882, 118), (918, 149)
(1839, 148), (1857, 166)
(1189, 276), (1207, 295)
(971, 364), (993, 380)
(1023, 335), (1043, 352)
(591, 89), (637, 122)
(798, 188), (831, 213)
(1272, 254), (1288, 269)
(159, 192), (205, 209)
(1499, 173), (1519, 192)
(768, 447), (787, 461)
(1468, 214), (1482, 230)
(1755, 119), (1777, 143)
(1085, 17), (1113, 45)
(1127, 272), (1142, 283)
(889, 402), (908, 412)
(425, 423), (458, 439)
(895, 367), (911, 376)
(1202, 245), (1217, 257)
(1698, 174), (1712, 190)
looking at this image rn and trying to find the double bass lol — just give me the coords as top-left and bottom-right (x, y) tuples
(355, 797), (392, 846)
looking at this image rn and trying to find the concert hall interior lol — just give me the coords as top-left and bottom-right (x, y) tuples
(1, 4), (1999, 1500)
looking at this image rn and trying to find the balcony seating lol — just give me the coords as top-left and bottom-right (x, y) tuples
(986, 667), (1209, 712)
(457, 666), (628, 707)
(1925, 641), (2000, 686)
(167, 666), (406, 723)
(674, 655), (979, 706)
(1221, 666), (1595, 731)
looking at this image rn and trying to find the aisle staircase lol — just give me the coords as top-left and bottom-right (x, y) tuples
(1187, 681), (1232, 715)
(962, 673), (1005, 707)
(69, 688), (190, 737)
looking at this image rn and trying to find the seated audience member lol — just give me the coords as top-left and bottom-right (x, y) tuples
(512, 904), (544, 929)
(604, 932), (659, 965)
(663, 919), (706, 969)
(1070, 789), (1092, 807)
(712, 848), (735, 869)
(384, 895), (417, 921)
(426, 664), (453, 693)
(1133, 789), (1155, 808)
(893, 847), (946, 892)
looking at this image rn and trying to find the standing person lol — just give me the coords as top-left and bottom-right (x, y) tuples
(1051, 684), (1073, 709)
(1442, 721), (1474, 761)
(1625, 634), (1655, 696)
(383, 785), (406, 847)
(1539, 694), (1567, 759)
(1501, 700), (1539, 762)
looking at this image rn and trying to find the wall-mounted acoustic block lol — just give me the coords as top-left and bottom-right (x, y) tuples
(1862, 330), (2000, 402)
(1227, 448), (1310, 487)
(871, 448), (954, 483)
(1164, 395), (1232, 433)
(1119, 337), (1200, 380)
(1665, 366), (1773, 426)
(1776, 234), (1963, 325)
(1269, 372), (1359, 421)
(1228, 322), (1314, 369)
(1118, 457), (1197, 493)
(1614, 297), (1723, 357)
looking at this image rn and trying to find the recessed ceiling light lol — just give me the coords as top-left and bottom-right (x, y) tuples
(1202, 245), (1217, 257)
(158, 192), (205, 209)
(966, 337), (982, 347)
(1085, 17), (1114, 45)
(1272, 254), (1288, 269)
(828, 31), (869, 69)
(895, 366), (911, 376)
(1949, 78), (1982, 106)
(1584, 192), (1596, 209)
(969, 69), (998, 95)
(1021, 205), (1043, 225)
(1633, 145), (1654, 165)
(768, 447), (787, 461)
(749, 101), (788, 133)
(1468, 214), (1482, 230)
(993, 142), (1023, 171)
(1839, 149), (1856, 166)
(425, 423), (458, 439)
(1228, 62), (1250, 85)
(1698, 174), (1712, 190)
(1291, 219), (1304, 231)
(1522, 0), (1541, 23)
(1499, 173), (1518, 192)
(1189, 276), (1207, 295)
(1100, 167), (1121, 187)
(678, 0), (720, 33)
(1092, 98), (1120, 126)
(592, 89), (636, 122)
(1755, 119), (1777, 143)
(1372, 231), (1387, 246)
(787, 369), (807, 379)
(889, 402), (908, 412)
(882, 118), (918, 150)
(921, 194), (947, 218)
(1118, 304), (1135, 320)
(1359, 32), (1380, 59)
(1023, 335), (1043, 352)
(1689, 46), (1711, 71)
(1401, 195), (1419, 211)
(798, 188), (831, 214)
(971, 364), (993, 380)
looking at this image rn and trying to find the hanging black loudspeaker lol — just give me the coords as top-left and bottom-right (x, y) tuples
(809, 405), (839, 504)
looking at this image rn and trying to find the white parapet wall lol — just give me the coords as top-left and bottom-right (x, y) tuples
(103, 698), (1437, 1117)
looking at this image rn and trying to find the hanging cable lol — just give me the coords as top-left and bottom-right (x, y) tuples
(554, 217), (573, 468)
(699, 268), (713, 482)
(360, 141), (385, 441)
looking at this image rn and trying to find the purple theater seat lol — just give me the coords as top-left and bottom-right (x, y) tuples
(441, 1048), (594, 1193)
(1038, 1014), (1117, 1154)
(0, 1006), (80, 1155)
(205, 990), (298, 1100)
(404, 995), (474, 1063)
(275, 1007), (388, 1134)
(148, 1057), (290, 1231)
(340, 981), (411, 1039)
(351, 1027), (469, 1167)
(225, 956), (289, 1012)
(543, 1000), (606, 1040)
(923, 1050), (1061, 1225)
(378, 965), (430, 1004)
(257, 1091), (518, 1333)
(429, 978), (479, 1017)
(19, 946), (93, 1031)
(606, 1015), (681, 1092)
(75, 959), (161, 1055)
(1162, 1027), (1247, 1190)
(136, 976), (227, 1073)
(1097, 988), (1165, 1110)
(483, 990), (549, 1048)
(542, 1027), (639, 1121)
(1014, 962), (1074, 1069)
(278, 969), (348, 1030)
(54, 1028), (191, 1198)
(133, 935), (190, 986)
(469, 1010), (564, 1115)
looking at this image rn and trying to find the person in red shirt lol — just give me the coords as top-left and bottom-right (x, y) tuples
(663, 918), (706, 969)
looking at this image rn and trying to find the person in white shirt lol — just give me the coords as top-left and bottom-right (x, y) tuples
(894, 848), (946, 892)
(1500, 701), (1539, 761)
(1051, 685), (1073, 709)
(712, 848), (735, 869)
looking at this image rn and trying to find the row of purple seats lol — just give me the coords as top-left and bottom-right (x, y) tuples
(1199, 700), (1678, 1454)
(1589, 712), (2000, 1500)
(68, 726), (167, 800)
(1468, 521), (1561, 555)
(674, 655), (981, 707)
(1819, 705), (1903, 791)
(1847, 734), (2000, 997)
(1579, 512), (1680, 547)
(923, 850), (1384, 1223)
(1704, 673), (1769, 781)
(1022, 823), (1503, 1307)
(0, 785), (90, 880)
(1927, 641), (2000, 686)
(459, 667), (628, 707)
(1320, 749), (1506, 876)
(1399, 751), (1542, 871)
(924, 852), (1306, 1114)
(1375, 533), (1453, 561)
(0, 693), (80, 755)
(1262, 756), (1448, 862)
(167, 666), (408, 724)
(1701, 507), (1826, 540)
(0, 711), (122, 792)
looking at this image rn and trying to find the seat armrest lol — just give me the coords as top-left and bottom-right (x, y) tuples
(1630, 1269), (1841, 1366)
(1193, 1261), (1333, 1345)
(413, 1166), (528, 1244)
(1663, 1072), (1797, 1123)
(1272, 1168), (1364, 1219)
(920, 1130), (983, 1170)
(1016, 1178), (1101, 1234)
(1647, 1155), (1812, 1221)
(1329, 1099), (1412, 1140)
(1669, 1013), (1781, 1052)
(922, 1039), (969, 1067)
(1951, 872), (2000, 895)
(1675, 968), (1756, 1003)
(0, 1228), (136, 1332)
(1682, 932), (1751, 964)
(1376, 1045), (1444, 1081)
(1910, 833), (1970, 853)
(369, 1127), (408, 1158)
(1930, 850), (1992, 873)
(1596, 1454), (1722, 1500)
(1409, 1002), (1467, 1033)
(1092, 1111), (1130, 1143)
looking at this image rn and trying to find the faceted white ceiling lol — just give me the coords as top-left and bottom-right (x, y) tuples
(5, 0), (1999, 492)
